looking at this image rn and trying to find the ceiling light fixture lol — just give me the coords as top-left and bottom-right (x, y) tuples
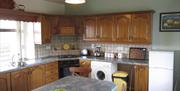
(65, 0), (86, 4)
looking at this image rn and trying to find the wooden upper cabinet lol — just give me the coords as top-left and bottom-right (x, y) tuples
(83, 16), (97, 41)
(114, 14), (131, 42)
(134, 65), (148, 91)
(48, 16), (59, 35)
(83, 11), (153, 44)
(0, 73), (11, 91)
(74, 16), (84, 35)
(130, 13), (152, 44)
(58, 16), (75, 36)
(11, 69), (30, 91)
(28, 65), (45, 90)
(97, 15), (114, 42)
(40, 16), (51, 44)
(35, 15), (51, 44)
(0, 0), (15, 9)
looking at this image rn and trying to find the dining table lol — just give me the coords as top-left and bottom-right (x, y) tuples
(32, 76), (117, 91)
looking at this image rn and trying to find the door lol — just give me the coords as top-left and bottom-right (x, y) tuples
(0, 73), (11, 91)
(97, 15), (114, 42)
(134, 65), (148, 91)
(29, 65), (45, 90)
(11, 69), (29, 91)
(114, 14), (131, 42)
(84, 16), (97, 41)
(131, 13), (152, 43)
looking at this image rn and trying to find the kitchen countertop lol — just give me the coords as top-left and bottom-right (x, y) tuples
(0, 56), (148, 73)
(32, 76), (117, 91)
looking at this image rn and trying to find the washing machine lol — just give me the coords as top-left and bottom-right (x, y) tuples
(91, 61), (117, 82)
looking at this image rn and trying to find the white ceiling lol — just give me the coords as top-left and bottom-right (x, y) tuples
(14, 0), (65, 15)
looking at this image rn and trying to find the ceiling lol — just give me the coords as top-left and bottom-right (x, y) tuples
(14, 0), (65, 15)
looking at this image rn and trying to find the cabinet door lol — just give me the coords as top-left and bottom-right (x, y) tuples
(11, 69), (29, 91)
(83, 16), (97, 41)
(41, 16), (51, 44)
(0, 73), (11, 91)
(48, 16), (59, 35)
(131, 13), (152, 44)
(97, 15), (114, 42)
(34, 16), (51, 44)
(134, 65), (148, 91)
(74, 16), (84, 35)
(29, 65), (45, 90)
(58, 16), (75, 36)
(114, 14), (131, 42)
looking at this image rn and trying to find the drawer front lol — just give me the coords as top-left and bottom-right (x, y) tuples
(45, 62), (58, 71)
(45, 69), (58, 77)
(45, 74), (59, 84)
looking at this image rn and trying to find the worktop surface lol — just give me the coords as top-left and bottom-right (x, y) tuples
(0, 56), (148, 73)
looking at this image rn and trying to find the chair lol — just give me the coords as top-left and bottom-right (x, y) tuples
(69, 67), (91, 77)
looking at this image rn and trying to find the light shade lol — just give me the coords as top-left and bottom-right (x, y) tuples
(65, 0), (86, 4)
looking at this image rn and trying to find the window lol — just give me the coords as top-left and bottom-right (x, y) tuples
(0, 20), (38, 64)
(0, 20), (19, 64)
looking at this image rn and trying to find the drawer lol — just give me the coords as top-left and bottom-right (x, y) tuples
(45, 74), (59, 84)
(46, 69), (58, 77)
(45, 62), (58, 71)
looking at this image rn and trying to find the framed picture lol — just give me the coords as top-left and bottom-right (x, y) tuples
(160, 12), (180, 32)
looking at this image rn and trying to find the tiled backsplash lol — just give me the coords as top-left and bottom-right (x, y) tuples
(35, 35), (152, 58)
(35, 35), (80, 58)
(79, 42), (151, 59)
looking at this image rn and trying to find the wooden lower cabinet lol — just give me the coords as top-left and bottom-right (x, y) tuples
(134, 65), (148, 91)
(11, 68), (30, 91)
(28, 65), (45, 90)
(0, 73), (11, 91)
(10, 62), (59, 91)
(45, 62), (59, 84)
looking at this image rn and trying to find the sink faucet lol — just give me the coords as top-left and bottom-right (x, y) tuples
(11, 54), (26, 67)
(11, 54), (17, 66)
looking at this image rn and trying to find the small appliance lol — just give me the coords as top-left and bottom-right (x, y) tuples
(93, 47), (101, 57)
(80, 49), (89, 56)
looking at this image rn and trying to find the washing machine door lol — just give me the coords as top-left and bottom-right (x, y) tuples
(96, 70), (105, 80)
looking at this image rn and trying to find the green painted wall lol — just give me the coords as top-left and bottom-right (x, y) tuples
(65, 0), (180, 50)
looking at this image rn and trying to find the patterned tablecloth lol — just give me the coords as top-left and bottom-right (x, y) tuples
(32, 76), (117, 91)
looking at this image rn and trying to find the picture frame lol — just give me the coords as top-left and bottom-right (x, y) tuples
(160, 12), (180, 32)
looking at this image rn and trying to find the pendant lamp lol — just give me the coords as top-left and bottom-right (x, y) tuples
(65, 0), (86, 4)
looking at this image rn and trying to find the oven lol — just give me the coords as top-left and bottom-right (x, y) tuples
(58, 55), (80, 78)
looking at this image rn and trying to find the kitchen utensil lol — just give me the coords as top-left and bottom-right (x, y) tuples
(93, 47), (101, 57)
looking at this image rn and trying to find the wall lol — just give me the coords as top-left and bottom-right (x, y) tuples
(14, 0), (65, 15)
(65, 0), (180, 50)
(35, 35), (80, 58)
